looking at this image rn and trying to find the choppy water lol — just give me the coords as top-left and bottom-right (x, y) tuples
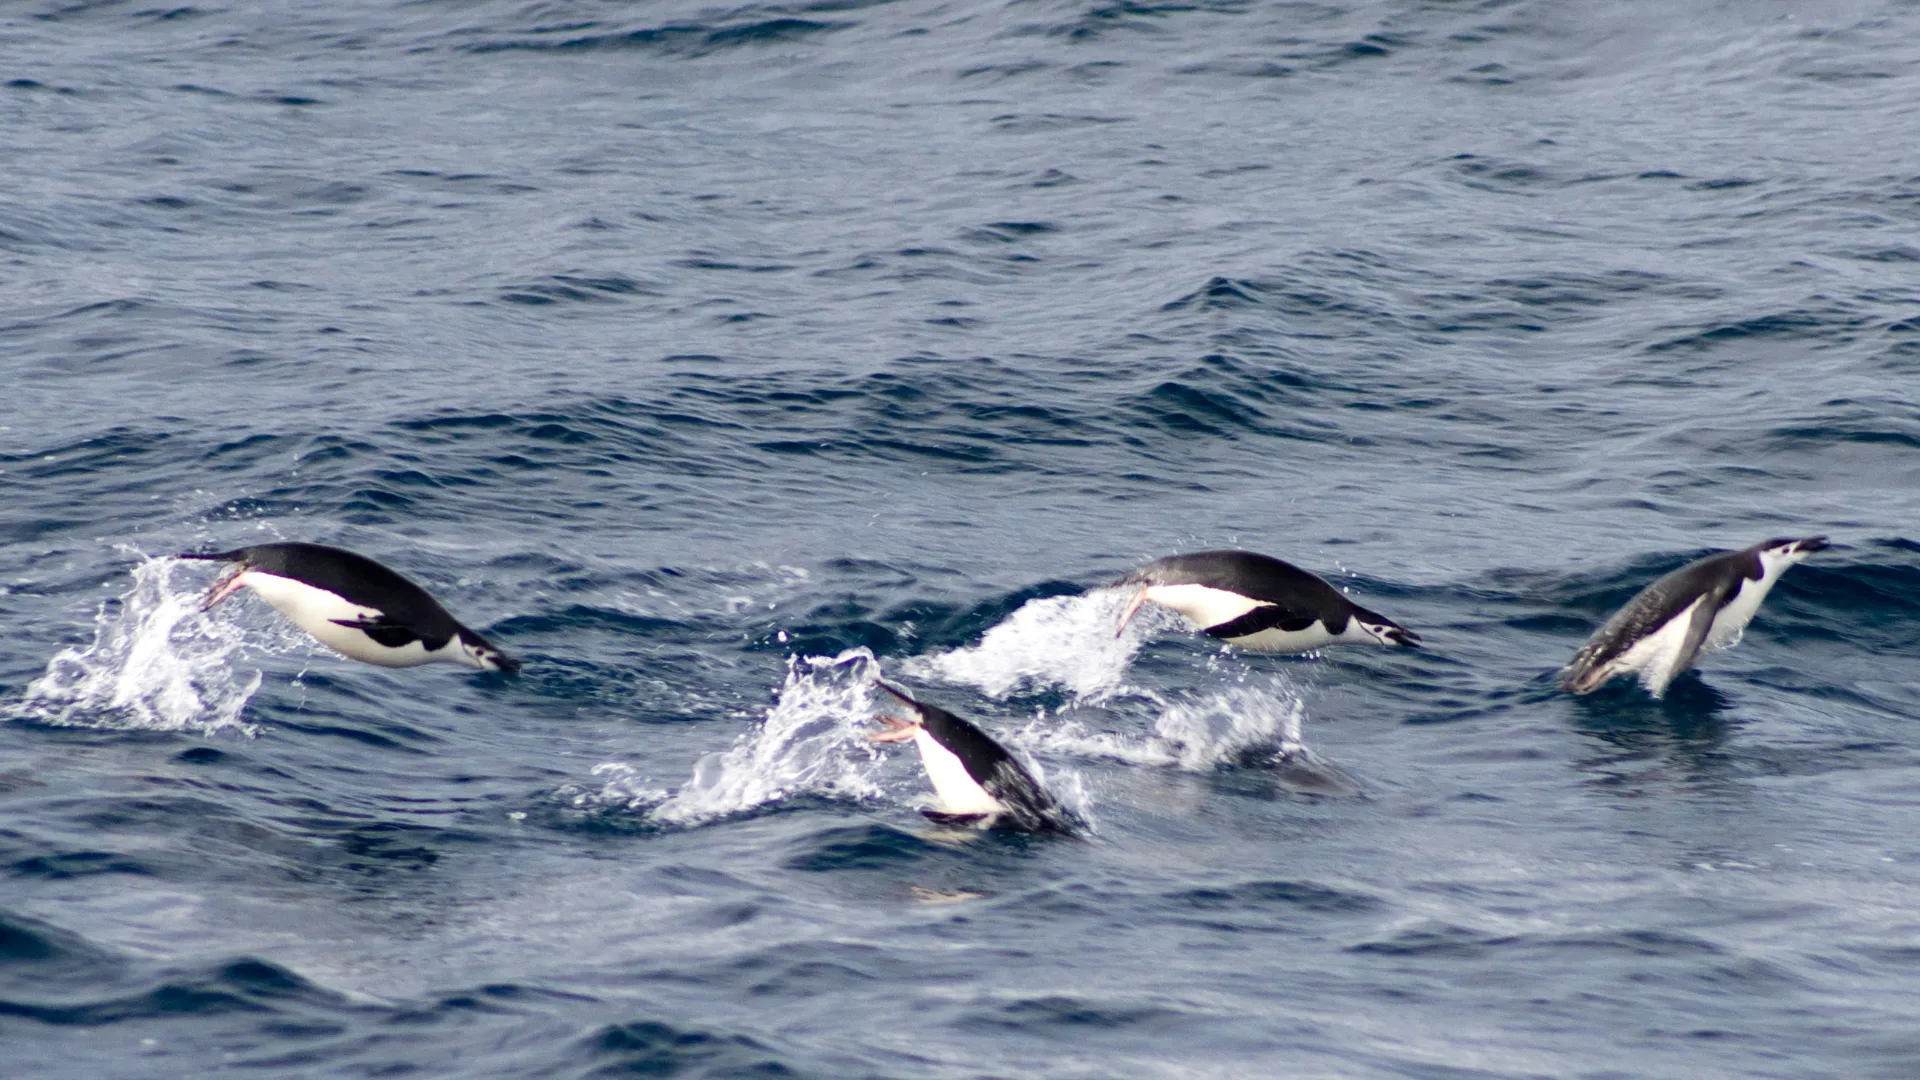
(4, 1), (1920, 1076)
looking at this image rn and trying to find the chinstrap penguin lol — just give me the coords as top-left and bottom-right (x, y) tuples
(1560, 535), (1828, 698)
(178, 542), (520, 674)
(1113, 549), (1420, 653)
(867, 681), (1071, 833)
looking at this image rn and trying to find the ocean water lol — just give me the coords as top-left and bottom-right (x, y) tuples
(4, 0), (1920, 1076)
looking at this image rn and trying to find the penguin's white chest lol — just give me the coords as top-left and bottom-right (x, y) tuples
(1144, 584), (1266, 632)
(911, 729), (1005, 816)
(1612, 595), (1706, 696)
(239, 572), (447, 667)
(1703, 575), (1777, 653)
(1144, 583), (1352, 653)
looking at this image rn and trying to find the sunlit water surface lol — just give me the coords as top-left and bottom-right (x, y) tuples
(4, 2), (1920, 1077)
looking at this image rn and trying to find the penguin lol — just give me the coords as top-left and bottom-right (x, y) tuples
(867, 681), (1070, 833)
(1113, 549), (1419, 653)
(177, 542), (520, 674)
(1560, 535), (1828, 698)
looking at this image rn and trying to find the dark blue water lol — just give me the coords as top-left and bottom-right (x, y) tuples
(5, 1), (1920, 1076)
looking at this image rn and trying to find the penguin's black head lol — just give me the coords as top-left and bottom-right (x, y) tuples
(1758, 535), (1829, 561)
(175, 548), (256, 610)
(456, 629), (521, 675)
(871, 680), (973, 741)
(476, 647), (521, 675)
(867, 681), (925, 744)
(1356, 618), (1422, 647)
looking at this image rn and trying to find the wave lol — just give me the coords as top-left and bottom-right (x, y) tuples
(569, 649), (886, 826)
(569, 644), (1106, 830)
(902, 588), (1326, 775)
(5, 555), (270, 736)
(1498, 538), (1920, 642)
(464, 14), (847, 57)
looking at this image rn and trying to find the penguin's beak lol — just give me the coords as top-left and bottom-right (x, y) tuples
(201, 566), (249, 611)
(1796, 536), (1831, 555)
(868, 715), (921, 743)
(1115, 586), (1151, 638)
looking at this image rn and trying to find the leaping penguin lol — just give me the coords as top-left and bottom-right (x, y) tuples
(1113, 550), (1420, 653)
(1560, 535), (1828, 698)
(867, 681), (1071, 833)
(178, 542), (520, 674)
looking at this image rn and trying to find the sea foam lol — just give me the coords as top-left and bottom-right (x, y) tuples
(901, 588), (1166, 702)
(1007, 681), (1308, 772)
(643, 649), (887, 825)
(9, 555), (265, 736)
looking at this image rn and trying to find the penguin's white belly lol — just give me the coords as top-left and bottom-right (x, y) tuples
(240, 572), (443, 667)
(911, 729), (1004, 816)
(1703, 576), (1776, 653)
(1217, 622), (1341, 653)
(1612, 596), (1706, 697)
(1145, 584), (1267, 631)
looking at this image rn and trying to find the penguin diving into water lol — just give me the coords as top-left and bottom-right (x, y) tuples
(1114, 549), (1420, 653)
(1560, 535), (1828, 698)
(178, 542), (520, 674)
(867, 681), (1072, 834)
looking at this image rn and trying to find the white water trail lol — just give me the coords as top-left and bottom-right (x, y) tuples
(904, 586), (1321, 775)
(568, 762), (669, 812)
(1010, 682), (1307, 773)
(902, 588), (1166, 703)
(1149, 684), (1306, 769)
(641, 648), (886, 825)
(8, 555), (263, 736)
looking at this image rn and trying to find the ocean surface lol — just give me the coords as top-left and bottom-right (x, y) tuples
(4, 1), (1919, 1076)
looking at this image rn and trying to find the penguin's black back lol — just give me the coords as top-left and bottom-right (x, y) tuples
(186, 542), (464, 640)
(1567, 545), (1762, 674)
(903, 696), (1068, 833)
(1122, 550), (1373, 625)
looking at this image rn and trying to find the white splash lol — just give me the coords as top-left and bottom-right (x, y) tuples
(9, 555), (263, 736)
(1150, 684), (1305, 770)
(563, 762), (669, 812)
(646, 649), (886, 825)
(1033, 758), (1098, 834)
(903, 589), (1163, 702)
(1010, 681), (1306, 773)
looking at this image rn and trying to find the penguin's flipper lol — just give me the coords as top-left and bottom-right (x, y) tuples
(1671, 581), (1736, 678)
(329, 616), (423, 650)
(1202, 603), (1317, 640)
(1645, 584), (1736, 698)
